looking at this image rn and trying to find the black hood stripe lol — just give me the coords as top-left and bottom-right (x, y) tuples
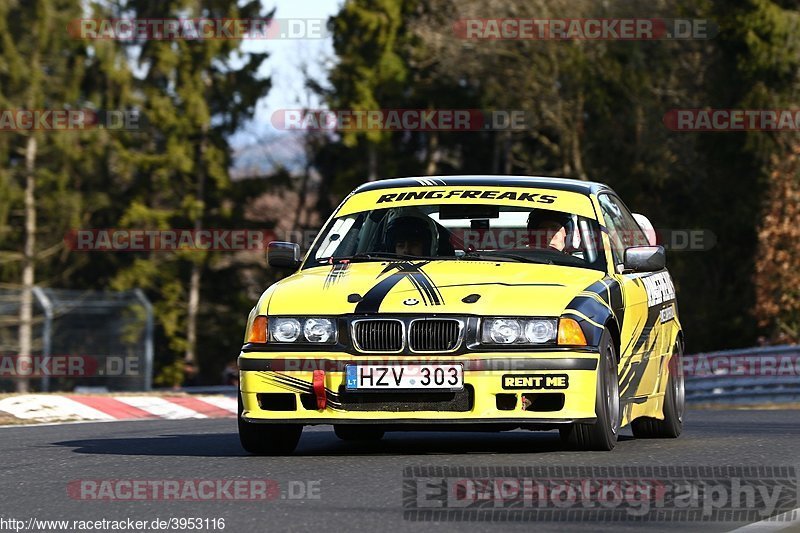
(354, 261), (443, 313)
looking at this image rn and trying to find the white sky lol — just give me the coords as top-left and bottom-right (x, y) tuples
(234, 0), (342, 145)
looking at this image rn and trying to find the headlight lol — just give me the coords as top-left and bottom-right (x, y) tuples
(272, 318), (302, 342)
(487, 319), (522, 344)
(481, 318), (557, 345)
(304, 318), (334, 343)
(524, 319), (556, 343)
(269, 317), (337, 344)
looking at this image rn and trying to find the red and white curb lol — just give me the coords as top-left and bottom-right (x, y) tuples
(0, 394), (236, 424)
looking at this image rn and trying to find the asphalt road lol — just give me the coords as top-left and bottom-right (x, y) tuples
(2, 409), (800, 533)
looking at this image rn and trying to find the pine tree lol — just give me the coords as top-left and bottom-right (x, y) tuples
(0, 0), (89, 391)
(108, 0), (270, 384)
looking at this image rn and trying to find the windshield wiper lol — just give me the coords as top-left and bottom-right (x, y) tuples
(461, 251), (553, 265)
(322, 252), (433, 263)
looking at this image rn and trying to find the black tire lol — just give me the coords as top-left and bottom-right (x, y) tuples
(238, 393), (302, 455)
(631, 340), (685, 438)
(559, 329), (620, 451)
(333, 424), (385, 441)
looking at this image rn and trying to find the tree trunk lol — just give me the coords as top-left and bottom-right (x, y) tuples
(185, 262), (201, 364)
(184, 130), (208, 365)
(571, 91), (587, 180)
(425, 132), (440, 175)
(17, 135), (37, 393)
(367, 143), (378, 181)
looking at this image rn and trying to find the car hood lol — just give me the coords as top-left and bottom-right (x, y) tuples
(261, 260), (605, 317)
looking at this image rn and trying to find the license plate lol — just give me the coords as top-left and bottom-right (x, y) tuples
(345, 364), (464, 391)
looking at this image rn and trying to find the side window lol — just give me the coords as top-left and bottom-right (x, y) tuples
(598, 194), (649, 266)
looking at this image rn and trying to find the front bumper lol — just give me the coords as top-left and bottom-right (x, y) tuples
(239, 352), (599, 425)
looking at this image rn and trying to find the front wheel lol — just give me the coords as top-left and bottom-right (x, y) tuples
(238, 394), (302, 455)
(631, 340), (684, 438)
(560, 329), (620, 451)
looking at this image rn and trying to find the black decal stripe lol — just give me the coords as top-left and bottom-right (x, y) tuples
(406, 274), (431, 305)
(324, 262), (350, 289)
(562, 311), (604, 330)
(596, 277), (624, 327)
(354, 273), (406, 313)
(567, 296), (610, 322)
(631, 305), (662, 355)
(259, 372), (346, 410)
(578, 291), (614, 311)
(620, 355), (652, 399)
(618, 315), (646, 382)
(355, 261), (441, 312)
(412, 271), (442, 305)
(399, 282), (564, 291)
(619, 305), (663, 397)
(262, 373), (313, 393)
(621, 315), (643, 359)
(417, 269), (443, 303)
(584, 281), (612, 305)
(607, 278), (624, 327)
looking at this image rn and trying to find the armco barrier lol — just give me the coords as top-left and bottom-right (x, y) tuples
(172, 385), (237, 397)
(684, 344), (800, 404)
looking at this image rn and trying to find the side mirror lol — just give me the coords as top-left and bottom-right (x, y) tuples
(632, 213), (657, 246)
(624, 245), (666, 273)
(268, 241), (301, 270)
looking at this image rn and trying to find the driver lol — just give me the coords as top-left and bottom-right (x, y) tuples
(385, 216), (434, 256)
(527, 210), (571, 252)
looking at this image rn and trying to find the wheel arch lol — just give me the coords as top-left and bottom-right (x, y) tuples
(675, 329), (685, 353)
(604, 317), (622, 363)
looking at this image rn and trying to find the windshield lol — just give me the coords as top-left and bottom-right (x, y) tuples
(304, 203), (606, 271)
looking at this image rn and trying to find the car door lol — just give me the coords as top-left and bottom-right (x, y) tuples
(597, 193), (670, 404)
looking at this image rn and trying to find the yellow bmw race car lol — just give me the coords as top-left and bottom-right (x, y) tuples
(238, 176), (684, 454)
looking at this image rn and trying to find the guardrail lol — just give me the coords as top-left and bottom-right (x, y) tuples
(160, 385), (237, 397)
(684, 344), (800, 404)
